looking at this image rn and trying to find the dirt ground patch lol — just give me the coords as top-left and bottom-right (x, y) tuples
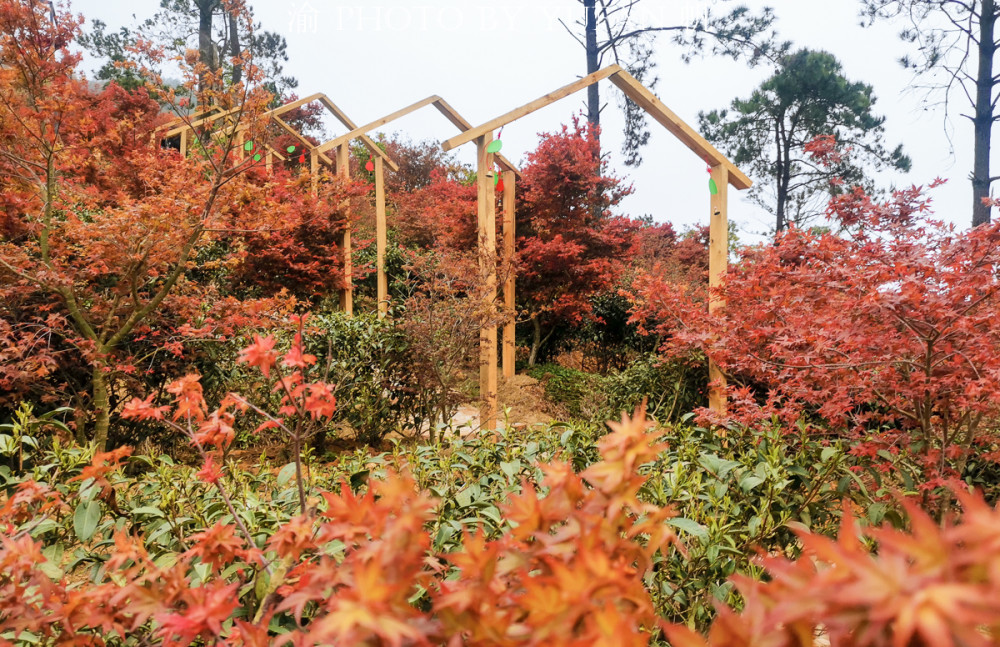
(498, 373), (568, 426)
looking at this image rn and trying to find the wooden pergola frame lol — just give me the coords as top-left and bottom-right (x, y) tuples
(310, 96), (523, 341)
(160, 94), (401, 316)
(441, 64), (752, 430)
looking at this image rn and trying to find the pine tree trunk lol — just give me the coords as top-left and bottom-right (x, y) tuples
(91, 361), (110, 452)
(972, 0), (997, 227)
(585, 0), (600, 142)
(775, 118), (790, 233)
(197, 0), (216, 93)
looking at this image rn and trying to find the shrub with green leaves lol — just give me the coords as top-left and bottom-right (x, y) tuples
(600, 354), (706, 425)
(640, 419), (860, 629)
(527, 364), (604, 419)
(306, 311), (419, 446)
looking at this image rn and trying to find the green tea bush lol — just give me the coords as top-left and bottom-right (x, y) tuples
(643, 418), (859, 629)
(527, 364), (604, 419)
(307, 311), (419, 446)
(600, 353), (706, 425)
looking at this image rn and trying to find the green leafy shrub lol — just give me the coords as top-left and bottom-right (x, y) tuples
(642, 419), (859, 630)
(307, 311), (418, 446)
(665, 488), (1000, 647)
(600, 354), (706, 425)
(527, 364), (604, 419)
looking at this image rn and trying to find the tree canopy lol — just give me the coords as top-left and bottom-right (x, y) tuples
(699, 49), (911, 233)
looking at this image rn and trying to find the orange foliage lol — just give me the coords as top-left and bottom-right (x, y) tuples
(0, 406), (683, 645)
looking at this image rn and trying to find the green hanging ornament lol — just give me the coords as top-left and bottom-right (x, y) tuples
(253, 153), (262, 162)
(244, 140), (254, 152)
(487, 139), (503, 154)
(709, 178), (719, 196)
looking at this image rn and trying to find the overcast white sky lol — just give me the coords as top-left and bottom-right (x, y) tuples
(68, 0), (989, 241)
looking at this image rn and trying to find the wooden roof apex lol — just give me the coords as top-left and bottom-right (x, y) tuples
(441, 65), (751, 191)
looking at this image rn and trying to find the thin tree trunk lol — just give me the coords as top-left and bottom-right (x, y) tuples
(228, 10), (242, 86)
(585, 0), (600, 143)
(528, 315), (557, 367)
(775, 117), (790, 233)
(72, 395), (88, 445)
(972, 0), (996, 227)
(91, 361), (110, 451)
(529, 315), (543, 367)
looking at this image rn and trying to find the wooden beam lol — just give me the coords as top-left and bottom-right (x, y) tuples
(264, 144), (287, 162)
(270, 100), (398, 172)
(609, 70), (752, 190)
(337, 144), (353, 316)
(272, 115), (336, 167)
(310, 150), (318, 197)
(163, 105), (237, 137)
(267, 92), (326, 117)
(708, 165), (729, 414)
(315, 96), (441, 155)
(310, 94), (399, 172)
(442, 65), (623, 152)
(502, 170), (516, 380)
(310, 95), (515, 175)
(431, 97), (473, 131)
(432, 98), (522, 178)
(158, 105), (219, 135)
(375, 156), (388, 318)
(477, 135), (499, 430)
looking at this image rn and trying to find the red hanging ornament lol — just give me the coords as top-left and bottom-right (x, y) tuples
(365, 159), (375, 172)
(299, 153), (306, 164)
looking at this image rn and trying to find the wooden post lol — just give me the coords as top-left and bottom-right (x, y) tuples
(708, 165), (729, 414)
(502, 170), (516, 380)
(265, 150), (273, 174)
(477, 135), (498, 431)
(375, 156), (388, 318)
(310, 150), (319, 197)
(179, 130), (187, 157)
(237, 131), (245, 160)
(337, 144), (353, 316)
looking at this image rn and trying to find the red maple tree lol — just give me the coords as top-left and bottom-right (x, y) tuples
(517, 117), (636, 365)
(0, 0), (348, 448)
(633, 178), (1000, 494)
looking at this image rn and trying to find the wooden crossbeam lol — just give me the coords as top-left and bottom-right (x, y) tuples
(315, 96), (442, 155)
(161, 105), (235, 137)
(161, 93), (400, 172)
(440, 65), (751, 191)
(431, 97), (521, 178)
(441, 65), (623, 152)
(312, 95), (520, 176)
(307, 94), (399, 172)
(272, 115), (336, 167)
(608, 70), (752, 190)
